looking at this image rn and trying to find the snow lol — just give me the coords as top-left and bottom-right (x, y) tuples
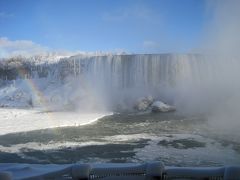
(151, 100), (175, 112)
(0, 72), (112, 135)
(0, 108), (111, 135)
(152, 101), (170, 109)
(0, 82), (31, 108)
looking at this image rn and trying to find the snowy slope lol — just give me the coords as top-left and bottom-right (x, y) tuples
(0, 76), (111, 135)
(0, 108), (110, 135)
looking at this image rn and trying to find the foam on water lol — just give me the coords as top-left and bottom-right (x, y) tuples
(1, 132), (239, 165)
(0, 141), (108, 153)
(133, 134), (240, 166)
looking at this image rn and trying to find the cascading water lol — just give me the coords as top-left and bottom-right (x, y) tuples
(66, 54), (194, 110)
(61, 53), (240, 114)
(2, 53), (239, 114)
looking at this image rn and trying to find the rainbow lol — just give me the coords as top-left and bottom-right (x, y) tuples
(17, 68), (49, 110)
(15, 68), (64, 135)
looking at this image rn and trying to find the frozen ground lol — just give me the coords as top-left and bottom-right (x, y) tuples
(0, 108), (111, 135)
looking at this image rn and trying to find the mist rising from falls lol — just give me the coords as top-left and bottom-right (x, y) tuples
(70, 54), (195, 111)
(67, 54), (240, 119)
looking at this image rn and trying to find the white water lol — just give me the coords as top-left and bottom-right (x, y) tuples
(67, 54), (239, 114)
(2, 54), (240, 112)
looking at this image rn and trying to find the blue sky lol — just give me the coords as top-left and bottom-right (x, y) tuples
(0, 0), (209, 54)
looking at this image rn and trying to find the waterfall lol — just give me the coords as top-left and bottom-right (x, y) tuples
(61, 53), (239, 112)
(61, 54), (214, 110)
(2, 53), (239, 113)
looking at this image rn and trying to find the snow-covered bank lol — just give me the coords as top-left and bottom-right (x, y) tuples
(0, 108), (111, 135)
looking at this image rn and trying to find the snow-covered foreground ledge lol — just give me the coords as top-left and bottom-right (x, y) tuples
(0, 108), (111, 135)
(0, 162), (239, 179)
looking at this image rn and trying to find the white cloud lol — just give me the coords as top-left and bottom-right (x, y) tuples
(0, 37), (48, 58)
(0, 12), (14, 19)
(0, 37), (128, 59)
